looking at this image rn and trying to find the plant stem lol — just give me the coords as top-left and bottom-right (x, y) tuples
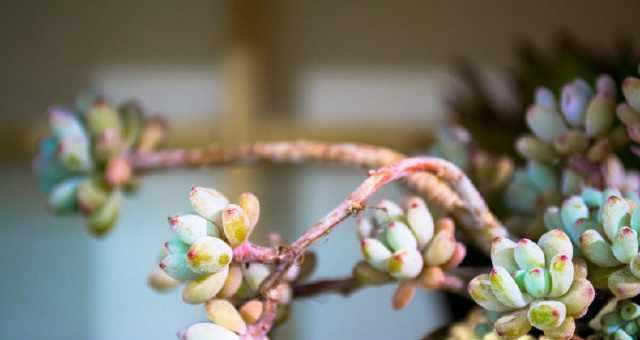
(129, 140), (509, 253)
(292, 269), (474, 299)
(233, 156), (495, 339)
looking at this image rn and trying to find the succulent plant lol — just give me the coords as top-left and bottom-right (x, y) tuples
(590, 299), (640, 340)
(468, 229), (595, 338)
(516, 75), (628, 176)
(618, 65), (640, 156)
(445, 32), (639, 155)
(547, 188), (640, 298)
(33, 96), (165, 236)
(501, 72), (637, 239)
(154, 187), (314, 338)
(357, 197), (466, 309)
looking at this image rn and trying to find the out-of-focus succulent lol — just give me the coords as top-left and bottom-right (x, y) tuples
(154, 187), (315, 338)
(603, 155), (640, 195)
(428, 125), (514, 198)
(445, 32), (639, 154)
(33, 95), (166, 236)
(618, 66), (640, 156)
(516, 75), (628, 177)
(592, 300), (640, 339)
(468, 229), (595, 338)
(357, 197), (466, 310)
(503, 162), (570, 238)
(548, 189), (640, 298)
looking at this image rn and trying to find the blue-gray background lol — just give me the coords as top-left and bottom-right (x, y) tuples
(1, 163), (449, 339)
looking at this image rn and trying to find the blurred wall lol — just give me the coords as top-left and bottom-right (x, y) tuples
(2, 1), (640, 340)
(3, 1), (640, 138)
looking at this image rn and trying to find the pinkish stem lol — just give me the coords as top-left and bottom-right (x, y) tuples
(129, 140), (508, 253)
(244, 156), (488, 338)
(233, 242), (279, 263)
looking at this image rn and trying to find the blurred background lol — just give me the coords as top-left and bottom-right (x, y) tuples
(2, 1), (640, 339)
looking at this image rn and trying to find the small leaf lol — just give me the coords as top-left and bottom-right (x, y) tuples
(386, 221), (417, 252)
(490, 266), (529, 309)
(514, 239), (545, 270)
(527, 300), (566, 331)
(189, 187), (229, 225)
(490, 237), (518, 273)
(537, 229), (573, 265)
(467, 274), (511, 312)
(609, 268), (640, 299)
(557, 278), (595, 318)
(387, 248), (423, 280)
(494, 309), (532, 338)
(186, 236), (233, 274)
(182, 267), (229, 304)
(160, 253), (200, 281)
(361, 238), (392, 271)
(548, 254), (574, 298)
(423, 228), (455, 267)
(222, 204), (251, 247)
(405, 196), (434, 248)
(242, 262), (272, 291)
(169, 214), (212, 245)
(238, 192), (260, 229)
(205, 299), (246, 334)
(580, 229), (621, 267)
(181, 322), (239, 340)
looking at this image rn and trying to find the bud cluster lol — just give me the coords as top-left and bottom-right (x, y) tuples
(517, 75), (628, 167)
(33, 96), (165, 235)
(468, 230), (595, 339)
(357, 197), (466, 309)
(155, 187), (314, 339)
(547, 188), (640, 298)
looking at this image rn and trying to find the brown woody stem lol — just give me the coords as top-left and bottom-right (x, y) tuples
(130, 140), (508, 253)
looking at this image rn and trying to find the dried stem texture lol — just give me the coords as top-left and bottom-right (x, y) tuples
(130, 140), (508, 253)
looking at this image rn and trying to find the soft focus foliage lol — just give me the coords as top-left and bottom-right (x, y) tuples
(34, 95), (165, 235)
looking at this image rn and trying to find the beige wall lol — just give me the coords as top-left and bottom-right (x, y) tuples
(2, 1), (640, 154)
(3, 1), (640, 125)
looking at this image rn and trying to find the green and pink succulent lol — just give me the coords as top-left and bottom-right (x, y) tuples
(468, 229), (595, 338)
(547, 188), (640, 298)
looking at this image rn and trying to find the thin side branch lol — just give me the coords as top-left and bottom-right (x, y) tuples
(235, 156), (493, 338)
(293, 277), (362, 298)
(292, 270), (472, 300)
(129, 140), (508, 253)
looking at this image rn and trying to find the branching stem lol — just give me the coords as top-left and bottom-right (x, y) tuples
(131, 141), (505, 339)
